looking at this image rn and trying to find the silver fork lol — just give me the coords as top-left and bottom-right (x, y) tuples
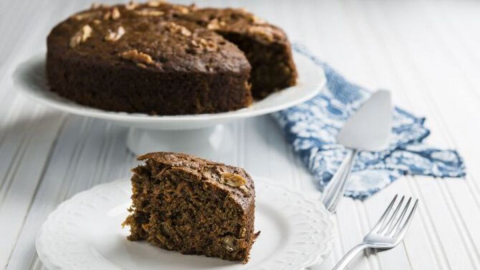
(333, 195), (419, 270)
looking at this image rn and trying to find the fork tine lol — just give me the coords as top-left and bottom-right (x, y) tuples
(387, 197), (412, 236)
(394, 199), (419, 238)
(371, 195), (398, 232)
(380, 196), (405, 234)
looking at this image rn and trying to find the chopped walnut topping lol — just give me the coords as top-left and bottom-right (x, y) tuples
(165, 22), (191, 36)
(104, 26), (125, 42)
(103, 7), (121, 20)
(111, 8), (121, 20)
(247, 25), (277, 43)
(190, 38), (218, 52)
(73, 11), (100, 20)
(146, 0), (163, 7)
(134, 9), (164, 16)
(206, 18), (226, 30)
(221, 173), (247, 187)
(202, 39), (217, 51)
(175, 6), (190, 14)
(251, 15), (266, 24)
(70, 25), (92, 48)
(120, 49), (154, 66)
(125, 1), (138, 10)
(190, 40), (199, 47)
(189, 39), (216, 53)
(181, 28), (192, 36)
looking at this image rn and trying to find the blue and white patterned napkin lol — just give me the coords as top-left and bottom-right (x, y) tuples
(272, 44), (466, 200)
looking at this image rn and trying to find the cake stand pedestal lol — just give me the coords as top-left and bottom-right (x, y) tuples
(126, 125), (233, 160)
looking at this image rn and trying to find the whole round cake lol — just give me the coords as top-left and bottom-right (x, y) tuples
(47, 1), (297, 115)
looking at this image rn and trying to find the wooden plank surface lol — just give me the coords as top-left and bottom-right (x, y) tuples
(1, 0), (480, 269)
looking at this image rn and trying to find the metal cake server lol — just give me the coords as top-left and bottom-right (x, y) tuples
(322, 90), (392, 212)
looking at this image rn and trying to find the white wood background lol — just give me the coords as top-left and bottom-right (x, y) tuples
(1, 0), (480, 269)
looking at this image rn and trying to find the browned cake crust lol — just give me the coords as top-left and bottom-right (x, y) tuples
(123, 152), (259, 263)
(46, 1), (297, 115)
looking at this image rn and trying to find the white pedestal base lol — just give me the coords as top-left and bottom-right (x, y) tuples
(126, 125), (233, 160)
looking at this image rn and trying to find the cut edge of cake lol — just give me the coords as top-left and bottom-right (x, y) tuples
(123, 152), (259, 263)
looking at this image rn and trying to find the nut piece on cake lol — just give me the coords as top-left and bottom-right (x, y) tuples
(123, 152), (259, 263)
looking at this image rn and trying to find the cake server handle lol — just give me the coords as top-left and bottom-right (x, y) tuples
(321, 149), (357, 213)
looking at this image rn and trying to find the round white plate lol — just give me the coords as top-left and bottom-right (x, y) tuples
(13, 52), (326, 130)
(36, 177), (334, 270)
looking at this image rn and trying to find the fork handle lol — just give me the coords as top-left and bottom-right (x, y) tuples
(332, 243), (369, 270)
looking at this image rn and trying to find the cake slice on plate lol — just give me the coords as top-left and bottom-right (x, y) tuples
(123, 152), (259, 263)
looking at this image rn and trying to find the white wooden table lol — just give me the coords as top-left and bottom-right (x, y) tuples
(2, 0), (480, 269)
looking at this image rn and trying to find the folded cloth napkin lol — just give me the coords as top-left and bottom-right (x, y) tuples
(272, 44), (466, 200)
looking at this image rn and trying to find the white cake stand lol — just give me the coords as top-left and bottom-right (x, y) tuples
(13, 52), (326, 158)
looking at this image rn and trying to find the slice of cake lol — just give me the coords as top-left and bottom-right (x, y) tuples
(123, 152), (258, 263)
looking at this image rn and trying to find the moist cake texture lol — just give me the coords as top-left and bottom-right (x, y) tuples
(183, 8), (297, 99)
(46, 1), (297, 115)
(123, 152), (259, 263)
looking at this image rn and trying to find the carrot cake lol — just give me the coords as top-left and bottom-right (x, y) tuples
(123, 152), (259, 263)
(46, 1), (297, 115)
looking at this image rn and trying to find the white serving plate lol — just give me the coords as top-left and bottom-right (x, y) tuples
(36, 176), (334, 270)
(13, 51), (326, 130)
